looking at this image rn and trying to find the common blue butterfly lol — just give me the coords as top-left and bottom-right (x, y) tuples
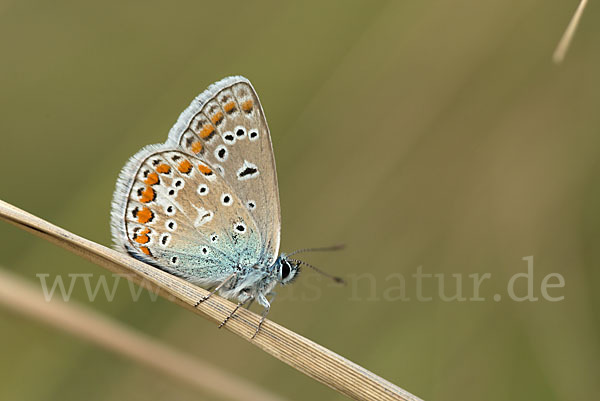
(111, 76), (341, 337)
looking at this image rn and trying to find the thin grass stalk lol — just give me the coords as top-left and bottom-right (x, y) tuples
(553, 0), (589, 63)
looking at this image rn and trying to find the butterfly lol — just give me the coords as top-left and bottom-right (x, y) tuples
(110, 76), (342, 337)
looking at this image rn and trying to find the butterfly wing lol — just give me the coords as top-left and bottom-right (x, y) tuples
(167, 76), (281, 267)
(111, 144), (262, 285)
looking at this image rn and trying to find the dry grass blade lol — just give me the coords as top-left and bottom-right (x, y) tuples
(553, 0), (589, 64)
(0, 199), (424, 401)
(0, 268), (288, 401)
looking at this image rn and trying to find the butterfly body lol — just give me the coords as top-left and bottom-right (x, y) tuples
(217, 256), (300, 308)
(111, 76), (303, 333)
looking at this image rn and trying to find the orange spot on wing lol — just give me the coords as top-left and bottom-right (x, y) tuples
(211, 111), (224, 125)
(197, 164), (213, 175)
(140, 246), (151, 256)
(241, 99), (253, 112)
(191, 141), (203, 154)
(178, 159), (192, 174)
(200, 124), (215, 139)
(135, 228), (151, 244)
(144, 172), (159, 185)
(139, 186), (155, 203)
(224, 101), (236, 113)
(137, 207), (153, 224)
(156, 163), (171, 174)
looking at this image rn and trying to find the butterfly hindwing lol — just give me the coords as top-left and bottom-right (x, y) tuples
(111, 144), (262, 285)
(167, 76), (281, 267)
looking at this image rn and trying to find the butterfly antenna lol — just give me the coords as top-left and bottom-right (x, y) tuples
(287, 244), (345, 257)
(288, 258), (345, 285)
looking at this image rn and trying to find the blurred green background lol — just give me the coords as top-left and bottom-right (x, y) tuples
(1, 1), (599, 400)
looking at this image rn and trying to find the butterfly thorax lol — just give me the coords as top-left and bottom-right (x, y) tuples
(218, 255), (300, 307)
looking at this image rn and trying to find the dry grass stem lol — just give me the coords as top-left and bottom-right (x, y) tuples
(553, 0), (589, 63)
(0, 199), (424, 401)
(0, 267), (288, 401)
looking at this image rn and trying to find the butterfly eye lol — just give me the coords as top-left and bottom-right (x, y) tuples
(246, 200), (256, 211)
(249, 130), (259, 141)
(210, 234), (218, 243)
(280, 260), (299, 284)
(170, 256), (178, 265)
(173, 179), (184, 188)
(281, 261), (291, 279)
(165, 205), (175, 216)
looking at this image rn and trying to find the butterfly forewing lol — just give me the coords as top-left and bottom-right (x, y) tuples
(168, 76), (281, 266)
(111, 145), (262, 285)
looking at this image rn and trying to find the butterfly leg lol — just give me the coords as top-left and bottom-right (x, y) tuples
(251, 306), (270, 339)
(194, 272), (237, 307)
(218, 299), (248, 329)
(244, 297), (255, 310)
(251, 292), (274, 339)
